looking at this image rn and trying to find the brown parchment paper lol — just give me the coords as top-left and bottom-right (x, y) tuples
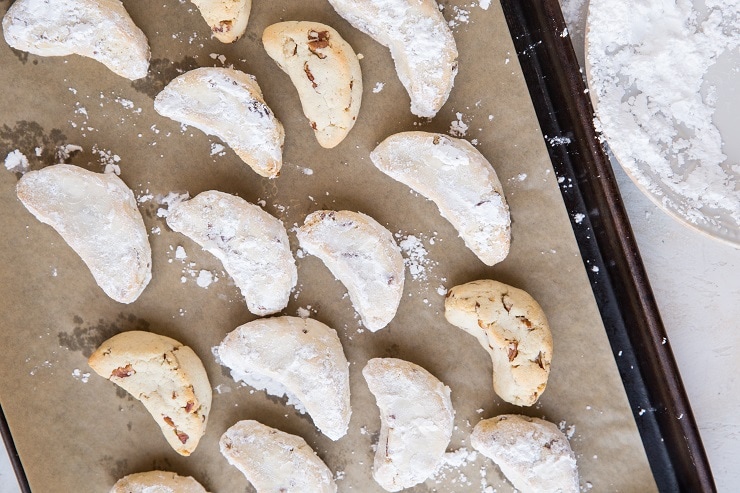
(0, 0), (657, 492)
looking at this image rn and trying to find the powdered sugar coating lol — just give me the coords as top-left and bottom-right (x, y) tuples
(217, 316), (351, 440)
(166, 191), (296, 316)
(111, 470), (209, 493)
(16, 164), (151, 304)
(220, 420), (337, 493)
(471, 414), (579, 493)
(154, 67), (284, 178)
(2, 0), (150, 80)
(326, 0), (457, 117)
(371, 132), (510, 266)
(363, 358), (455, 492)
(587, 0), (740, 236)
(297, 210), (405, 332)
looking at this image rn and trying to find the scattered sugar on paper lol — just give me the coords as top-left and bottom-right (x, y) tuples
(432, 448), (478, 486)
(196, 270), (214, 288)
(210, 142), (226, 156)
(588, 0), (740, 227)
(156, 191), (190, 218)
(4, 149), (29, 173)
(397, 234), (433, 281)
(479, 0), (491, 10)
(373, 82), (385, 93)
(92, 145), (121, 175)
(450, 112), (469, 137)
(573, 213), (586, 224)
(72, 369), (90, 383)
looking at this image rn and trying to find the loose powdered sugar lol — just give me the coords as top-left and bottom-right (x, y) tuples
(4, 149), (29, 173)
(587, 0), (740, 233)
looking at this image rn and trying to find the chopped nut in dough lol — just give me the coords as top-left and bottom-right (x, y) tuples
(191, 0), (251, 43)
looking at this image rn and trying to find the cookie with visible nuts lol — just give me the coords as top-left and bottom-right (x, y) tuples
(191, 0), (251, 43)
(111, 470), (209, 493)
(363, 358), (455, 492)
(88, 331), (212, 456)
(297, 210), (405, 331)
(220, 420), (337, 493)
(166, 191), (297, 316)
(16, 164), (152, 304)
(217, 316), (351, 440)
(2, 0), (150, 80)
(326, 0), (457, 117)
(154, 67), (284, 178)
(471, 415), (579, 493)
(263, 21), (362, 148)
(444, 279), (553, 406)
(371, 132), (511, 266)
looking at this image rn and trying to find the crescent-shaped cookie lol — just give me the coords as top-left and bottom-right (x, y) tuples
(220, 420), (337, 493)
(263, 21), (362, 148)
(2, 0), (150, 80)
(16, 164), (152, 304)
(191, 0), (251, 43)
(363, 358), (455, 492)
(297, 210), (405, 331)
(217, 316), (351, 440)
(326, 0), (457, 117)
(445, 279), (553, 406)
(166, 191), (297, 316)
(471, 415), (579, 493)
(111, 471), (209, 493)
(371, 132), (511, 266)
(154, 67), (285, 178)
(88, 331), (212, 456)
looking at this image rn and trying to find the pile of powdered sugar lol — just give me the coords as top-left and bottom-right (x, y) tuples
(587, 0), (739, 230)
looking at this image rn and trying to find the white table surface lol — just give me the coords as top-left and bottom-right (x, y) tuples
(1, 3), (738, 492)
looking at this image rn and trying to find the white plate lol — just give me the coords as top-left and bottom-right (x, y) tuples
(585, 0), (740, 247)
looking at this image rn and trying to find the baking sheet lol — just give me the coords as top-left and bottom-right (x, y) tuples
(0, 0), (657, 491)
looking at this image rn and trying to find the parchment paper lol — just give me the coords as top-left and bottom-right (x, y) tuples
(0, 0), (657, 491)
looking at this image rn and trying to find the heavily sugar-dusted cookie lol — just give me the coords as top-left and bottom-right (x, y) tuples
(445, 279), (553, 406)
(191, 0), (251, 43)
(111, 470), (209, 493)
(220, 420), (337, 493)
(371, 132), (510, 266)
(16, 164), (151, 304)
(88, 331), (212, 456)
(2, 0), (150, 80)
(166, 191), (296, 316)
(297, 210), (405, 331)
(326, 0), (457, 117)
(363, 358), (454, 492)
(263, 21), (362, 148)
(154, 67), (284, 178)
(471, 415), (579, 493)
(217, 316), (351, 440)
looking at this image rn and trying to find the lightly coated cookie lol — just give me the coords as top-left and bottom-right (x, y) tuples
(2, 0), (150, 80)
(363, 358), (455, 492)
(445, 279), (553, 406)
(154, 67), (285, 178)
(297, 210), (405, 331)
(166, 191), (297, 316)
(217, 316), (351, 440)
(220, 420), (337, 493)
(110, 470), (209, 493)
(371, 132), (511, 266)
(471, 415), (579, 493)
(88, 331), (212, 456)
(326, 0), (457, 117)
(263, 21), (362, 148)
(16, 164), (152, 304)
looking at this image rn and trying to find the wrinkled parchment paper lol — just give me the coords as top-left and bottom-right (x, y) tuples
(0, 0), (656, 491)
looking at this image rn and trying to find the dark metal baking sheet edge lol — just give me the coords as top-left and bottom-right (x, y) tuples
(497, 0), (716, 491)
